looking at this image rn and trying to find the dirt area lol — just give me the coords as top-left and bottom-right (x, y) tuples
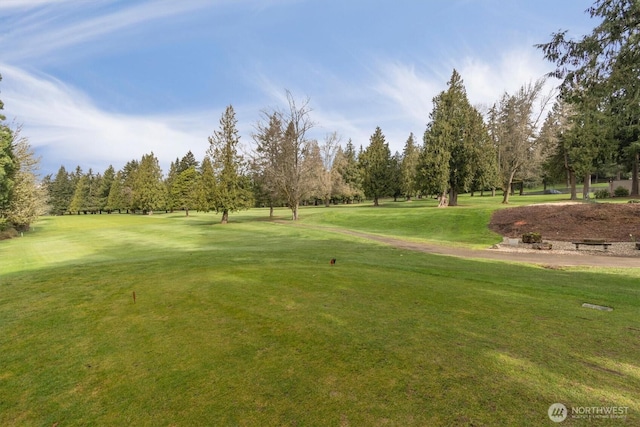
(489, 202), (640, 242)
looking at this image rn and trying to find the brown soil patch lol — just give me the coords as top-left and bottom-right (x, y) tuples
(489, 202), (640, 242)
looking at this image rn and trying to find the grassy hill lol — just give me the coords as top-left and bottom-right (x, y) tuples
(1, 196), (638, 426)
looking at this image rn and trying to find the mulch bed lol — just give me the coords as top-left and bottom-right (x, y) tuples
(488, 202), (640, 242)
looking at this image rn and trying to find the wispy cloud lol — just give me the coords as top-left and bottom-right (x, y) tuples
(0, 0), (79, 10)
(1, 64), (216, 173)
(369, 46), (559, 139)
(1, 0), (214, 63)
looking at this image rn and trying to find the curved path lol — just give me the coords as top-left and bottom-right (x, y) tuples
(280, 222), (640, 268)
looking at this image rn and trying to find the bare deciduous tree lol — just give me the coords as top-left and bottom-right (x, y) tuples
(252, 91), (316, 220)
(488, 79), (552, 203)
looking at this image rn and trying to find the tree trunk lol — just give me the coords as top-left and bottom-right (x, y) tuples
(291, 203), (299, 220)
(437, 192), (448, 207)
(502, 170), (517, 204)
(569, 170), (577, 200)
(583, 173), (591, 200)
(269, 205), (274, 219)
(373, 196), (379, 207)
(185, 208), (189, 217)
(632, 151), (639, 197)
(449, 188), (458, 206)
(221, 209), (229, 224)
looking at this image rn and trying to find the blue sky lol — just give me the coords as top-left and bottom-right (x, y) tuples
(0, 0), (594, 176)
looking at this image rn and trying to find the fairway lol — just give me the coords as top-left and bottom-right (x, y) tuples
(1, 202), (639, 426)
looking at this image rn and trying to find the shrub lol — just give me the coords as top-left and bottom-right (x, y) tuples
(594, 189), (610, 199)
(522, 232), (542, 243)
(614, 186), (630, 197)
(0, 227), (19, 240)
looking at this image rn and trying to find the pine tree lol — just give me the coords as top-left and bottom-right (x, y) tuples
(48, 166), (73, 214)
(171, 166), (199, 216)
(84, 169), (100, 212)
(106, 171), (125, 213)
(178, 151), (199, 172)
(341, 139), (364, 202)
(165, 159), (180, 212)
(538, 0), (640, 195)
(331, 143), (364, 204)
(98, 165), (116, 212)
(418, 70), (488, 206)
(360, 126), (392, 206)
(120, 160), (139, 212)
(390, 151), (403, 201)
(0, 76), (16, 228)
(69, 172), (88, 214)
(197, 156), (216, 212)
(207, 105), (253, 223)
(400, 133), (420, 200)
(251, 112), (284, 217)
(132, 152), (165, 214)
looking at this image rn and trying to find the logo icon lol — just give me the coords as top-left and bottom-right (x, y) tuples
(548, 403), (568, 423)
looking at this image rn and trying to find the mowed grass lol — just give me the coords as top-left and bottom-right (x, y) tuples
(297, 193), (570, 248)
(1, 200), (639, 426)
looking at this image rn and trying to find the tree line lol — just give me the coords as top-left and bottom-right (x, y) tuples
(4, 0), (640, 231)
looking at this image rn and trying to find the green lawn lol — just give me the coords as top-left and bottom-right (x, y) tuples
(1, 199), (639, 426)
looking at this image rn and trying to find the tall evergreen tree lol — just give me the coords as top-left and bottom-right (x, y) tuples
(197, 156), (216, 212)
(538, 0), (640, 195)
(69, 172), (88, 214)
(165, 159), (180, 212)
(251, 112), (284, 217)
(106, 171), (125, 213)
(331, 142), (364, 204)
(98, 165), (115, 212)
(132, 152), (165, 214)
(171, 166), (200, 216)
(0, 75), (16, 228)
(47, 166), (73, 214)
(389, 151), (403, 201)
(418, 70), (486, 206)
(400, 133), (420, 200)
(360, 126), (392, 206)
(207, 105), (253, 223)
(339, 139), (364, 203)
(0, 124), (15, 223)
(120, 160), (139, 212)
(85, 169), (101, 212)
(178, 151), (199, 172)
